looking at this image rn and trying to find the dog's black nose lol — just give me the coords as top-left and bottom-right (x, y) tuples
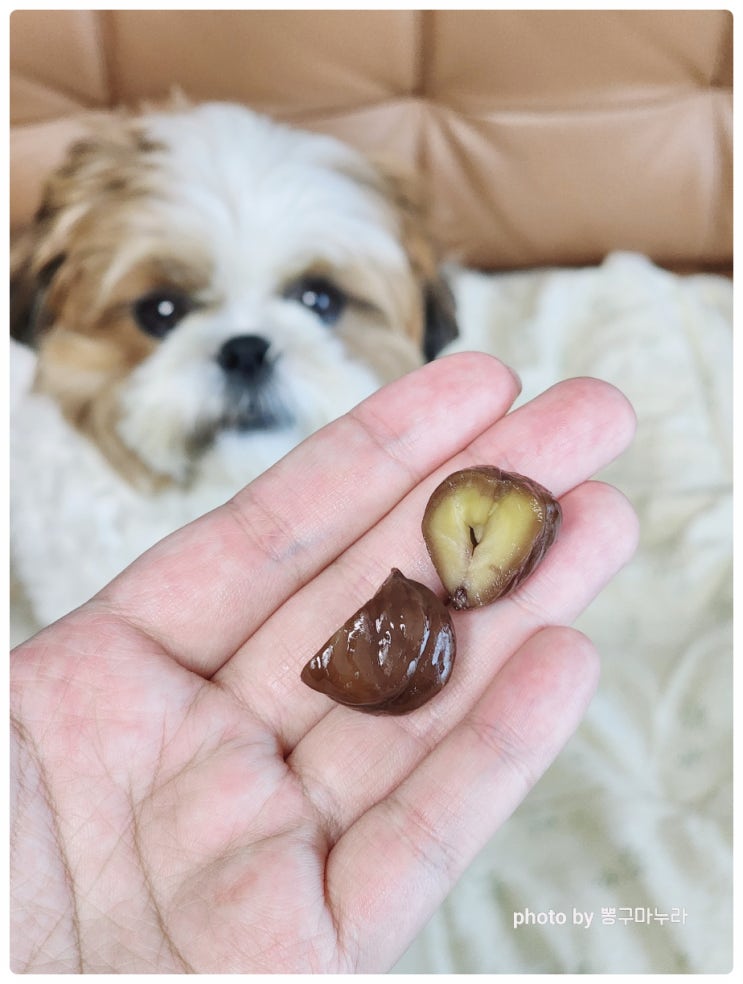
(217, 334), (271, 381)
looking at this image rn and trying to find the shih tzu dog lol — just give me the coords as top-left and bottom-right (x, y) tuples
(10, 100), (458, 635)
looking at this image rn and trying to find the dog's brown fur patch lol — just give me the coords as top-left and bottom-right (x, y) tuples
(11, 122), (207, 490)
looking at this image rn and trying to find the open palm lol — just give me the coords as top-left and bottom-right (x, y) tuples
(11, 353), (637, 972)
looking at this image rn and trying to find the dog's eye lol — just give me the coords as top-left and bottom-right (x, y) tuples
(286, 277), (346, 325)
(134, 290), (191, 338)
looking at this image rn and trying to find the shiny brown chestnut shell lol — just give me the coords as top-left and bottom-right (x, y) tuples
(300, 568), (456, 714)
(422, 465), (562, 610)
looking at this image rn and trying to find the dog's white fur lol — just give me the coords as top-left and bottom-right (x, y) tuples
(10, 102), (457, 634)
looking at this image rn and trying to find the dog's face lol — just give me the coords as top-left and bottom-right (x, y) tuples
(12, 102), (457, 489)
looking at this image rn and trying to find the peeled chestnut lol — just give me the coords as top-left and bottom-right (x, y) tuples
(422, 465), (562, 610)
(300, 568), (455, 714)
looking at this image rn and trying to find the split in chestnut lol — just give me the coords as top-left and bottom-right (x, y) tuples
(422, 465), (562, 610)
(300, 568), (456, 714)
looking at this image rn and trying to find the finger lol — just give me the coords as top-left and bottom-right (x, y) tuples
(326, 624), (600, 971)
(217, 376), (635, 742)
(93, 353), (521, 674)
(285, 480), (637, 840)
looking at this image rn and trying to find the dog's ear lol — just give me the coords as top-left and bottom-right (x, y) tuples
(10, 233), (37, 344)
(10, 118), (159, 347)
(10, 230), (61, 346)
(371, 161), (459, 360)
(422, 274), (459, 360)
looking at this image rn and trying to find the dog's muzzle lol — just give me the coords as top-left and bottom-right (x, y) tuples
(215, 333), (292, 432)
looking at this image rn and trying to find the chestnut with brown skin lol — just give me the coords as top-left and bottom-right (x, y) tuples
(300, 568), (456, 714)
(422, 465), (562, 610)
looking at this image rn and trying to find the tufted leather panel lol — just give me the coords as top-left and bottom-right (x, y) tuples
(9, 9), (733, 271)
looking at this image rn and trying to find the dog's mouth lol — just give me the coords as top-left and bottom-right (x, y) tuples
(220, 379), (294, 432)
(189, 377), (295, 454)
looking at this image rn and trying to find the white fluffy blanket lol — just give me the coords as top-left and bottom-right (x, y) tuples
(393, 252), (733, 973)
(10, 252), (732, 972)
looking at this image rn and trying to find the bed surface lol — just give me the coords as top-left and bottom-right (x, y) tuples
(392, 252), (732, 972)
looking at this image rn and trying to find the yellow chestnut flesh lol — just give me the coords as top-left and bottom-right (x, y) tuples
(422, 466), (562, 610)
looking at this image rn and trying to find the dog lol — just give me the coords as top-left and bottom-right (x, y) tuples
(10, 100), (459, 636)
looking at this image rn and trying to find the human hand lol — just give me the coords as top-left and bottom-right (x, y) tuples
(11, 353), (637, 972)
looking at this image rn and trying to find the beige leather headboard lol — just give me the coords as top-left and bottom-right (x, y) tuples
(10, 9), (733, 271)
